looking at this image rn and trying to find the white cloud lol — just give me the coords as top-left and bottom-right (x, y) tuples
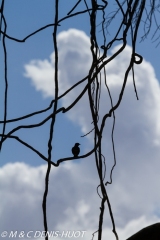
(24, 29), (91, 99)
(3, 28), (160, 239)
(0, 161), (99, 240)
(1, 162), (160, 240)
(24, 59), (55, 98)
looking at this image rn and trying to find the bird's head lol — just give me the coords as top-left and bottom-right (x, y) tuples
(75, 143), (80, 146)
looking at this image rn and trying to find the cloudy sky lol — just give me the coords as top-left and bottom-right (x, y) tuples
(0, 1), (160, 240)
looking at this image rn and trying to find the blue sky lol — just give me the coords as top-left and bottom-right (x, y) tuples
(1, 1), (160, 240)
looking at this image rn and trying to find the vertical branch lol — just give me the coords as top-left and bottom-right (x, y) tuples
(0, 0), (4, 39)
(97, 141), (105, 240)
(88, 0), (100, 136)
(97, 139), (119, 240)
(104, 65), (117, 186)
(88, 1), (118, 239)
(42, 1), (59, 239)
(0, 14), (8, 151)
(89, 1), (119, 239)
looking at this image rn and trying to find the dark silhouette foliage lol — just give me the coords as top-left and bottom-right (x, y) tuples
(126, 223), (160, 240)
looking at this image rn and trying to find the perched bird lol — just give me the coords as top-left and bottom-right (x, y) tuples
(72, 143), (80, 157)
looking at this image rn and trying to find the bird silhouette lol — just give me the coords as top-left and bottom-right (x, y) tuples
(72, 143), (80, 157)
